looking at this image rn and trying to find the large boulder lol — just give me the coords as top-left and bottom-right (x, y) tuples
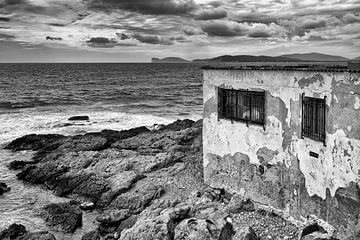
(0, 224), (56, 240)
(41, 202), (82, 233)
(0, 223), (26, 239)
(0, 182), (11, 195)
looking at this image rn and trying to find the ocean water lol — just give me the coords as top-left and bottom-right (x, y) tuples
(0, 63), (203, 143)
(0, 63), (203, 238)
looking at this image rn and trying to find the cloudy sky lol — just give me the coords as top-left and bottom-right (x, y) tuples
(0, 0), (359, 62)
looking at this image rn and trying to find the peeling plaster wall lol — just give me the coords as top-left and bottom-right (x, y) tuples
(203, 69), (360, 238)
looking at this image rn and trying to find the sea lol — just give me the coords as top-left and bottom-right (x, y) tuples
(0, 63), (203, 239)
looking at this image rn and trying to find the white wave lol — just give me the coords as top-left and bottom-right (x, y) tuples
(0, 110), (191, 144)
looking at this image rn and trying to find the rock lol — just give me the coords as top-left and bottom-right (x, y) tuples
(68, 116), (89, 121)
(227, 194), (255, 213)
(161, 119), (194, 131)
(4, 134), (65, 151)
(79, 201), (95, 211)
(116, 215), (139, 235)
(119, 205), (191, 240)
(0, 223), (26, 239)
(96, 209), (130, 224)
(0, 224), (56, 240)
(174, 217), (234, 240)
(26, 231), (57, 240)
(41, 202), (82, 233)
(233, 227), (259, 240)
(113, 185), (165, 214)
(8, 160), (35, 170)
(0, 182), (11, 195)
(82, 230), (101, 240)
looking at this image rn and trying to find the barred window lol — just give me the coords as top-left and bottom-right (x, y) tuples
(218, 88), (265, 125)
(302, 95), (326, 143)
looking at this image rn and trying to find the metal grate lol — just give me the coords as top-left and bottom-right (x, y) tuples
(302, 95), (326, 144)
(218, 88), (265, 125)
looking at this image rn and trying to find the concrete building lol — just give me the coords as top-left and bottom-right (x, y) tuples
(202, 65), (360, 238)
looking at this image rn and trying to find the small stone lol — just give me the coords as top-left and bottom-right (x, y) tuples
(68, 116), (89, 121)
(79, 201), (95, 211)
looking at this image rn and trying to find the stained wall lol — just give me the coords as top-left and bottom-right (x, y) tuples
(203, 69), (360, 238)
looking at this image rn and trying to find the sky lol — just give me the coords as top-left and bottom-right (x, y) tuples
(0, 0), (359, 62)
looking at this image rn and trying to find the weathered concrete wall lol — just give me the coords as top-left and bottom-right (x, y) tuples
(203, 69), (360, 238)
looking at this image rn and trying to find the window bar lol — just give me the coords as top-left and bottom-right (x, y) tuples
(323, 96), (327, 146)
(301, 93), (305, 139)
(218, 88), (222, 120)
(263, 91), (266, 131)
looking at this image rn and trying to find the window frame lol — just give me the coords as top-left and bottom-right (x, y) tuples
(218, 87), (266, 127)
(301, 94), (327, 145)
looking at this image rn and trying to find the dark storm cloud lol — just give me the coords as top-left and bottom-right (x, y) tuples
(89, 0), (197, 15)
(248, 31), (271, 38)
(130, 33), (173, 45)
(300, 19), (327, 29)
(0, 16), (11, 22)
(2, 0), (26, 5)
(86, 37), (135, 48)
(193, 8), (227, 20)
(0, 33), (15, 40)
(48, 23), (66, 27)
(117, 32), (187, 45)
(46, 36), (63, 41)
(200, 20), (247, 37)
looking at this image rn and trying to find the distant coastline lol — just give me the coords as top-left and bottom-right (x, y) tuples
(152, 52), (358, 64)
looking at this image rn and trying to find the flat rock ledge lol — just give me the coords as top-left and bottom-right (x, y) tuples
(3, 119), (339, 239)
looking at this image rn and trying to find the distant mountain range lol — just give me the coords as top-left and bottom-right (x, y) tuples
(193, 55), (300, 62)
(280, 53), (350, 62)
(153, 53), (357, 63)
(151, 57), (190, 63)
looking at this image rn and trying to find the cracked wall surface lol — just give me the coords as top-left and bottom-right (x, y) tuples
(203, 69), (360, 239)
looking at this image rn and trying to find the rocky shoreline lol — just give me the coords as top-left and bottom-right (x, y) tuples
(1, 119), (326, 240)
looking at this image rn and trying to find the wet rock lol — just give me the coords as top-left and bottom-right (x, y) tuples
(0, 223), (26, 239)
(68, 116), (89, 121)
(0, 224), (56, 240)
(41, 202), (82, 233)
(161, 119), (195, 131)
(4, 134), (65, 151)
(8, 160), (36, 170)
(82, 230), (101, 240)
(233, 227), (259, 240)
(0, 182), (11, 195)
